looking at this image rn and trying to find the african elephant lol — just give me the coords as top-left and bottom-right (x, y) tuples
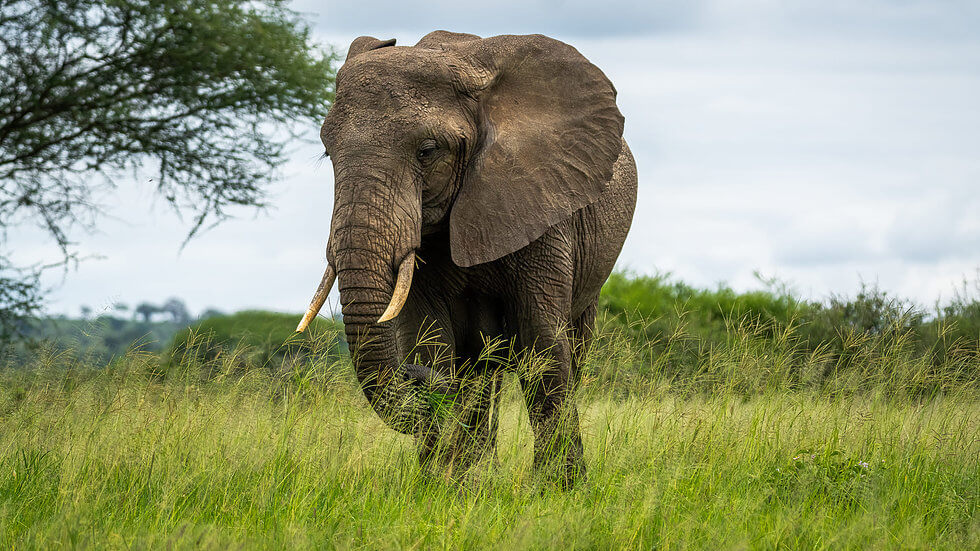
(296, 31), (636, 486)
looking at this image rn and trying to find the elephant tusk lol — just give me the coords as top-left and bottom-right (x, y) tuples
(296, 263), (336, 332)
(377, 252), (415, 323)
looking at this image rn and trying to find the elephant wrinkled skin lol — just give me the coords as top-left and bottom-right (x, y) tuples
(296, 31), (637, 486)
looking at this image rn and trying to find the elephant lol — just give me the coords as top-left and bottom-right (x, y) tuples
(295, 31), (636, 486)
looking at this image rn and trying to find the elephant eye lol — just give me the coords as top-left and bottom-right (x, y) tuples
(416, 140), (439, 163)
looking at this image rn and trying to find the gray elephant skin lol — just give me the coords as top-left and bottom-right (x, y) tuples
(296, 31), (637, 486)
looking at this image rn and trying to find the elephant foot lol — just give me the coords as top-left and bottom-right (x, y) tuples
(532, 450), (587, 490)
(416, 434), (487, 478)
(415, 420), (496, 484)
(530, 413), (587, 490)
(557, 458), (588, 490)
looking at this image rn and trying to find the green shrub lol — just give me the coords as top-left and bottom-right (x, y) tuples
(596, 270), (980, 394)
(597, 271), (811, 381)
(165, 311), (345, 379)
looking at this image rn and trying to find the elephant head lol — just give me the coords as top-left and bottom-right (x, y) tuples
(296, 32), (624, 433)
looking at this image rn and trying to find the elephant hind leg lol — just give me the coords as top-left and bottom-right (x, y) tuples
(571, 299), (598, 386)
(514, 317), (586, 489)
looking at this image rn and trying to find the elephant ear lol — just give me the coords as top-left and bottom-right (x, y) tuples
(415, 30), (480, 49)
(345, 36), (396, 62)
(448, 35), (624, 267)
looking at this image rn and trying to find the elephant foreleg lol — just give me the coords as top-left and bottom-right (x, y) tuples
(433, 369), (501, 473)
(468, 369), (503, 460)
(394, 307), (456, 467)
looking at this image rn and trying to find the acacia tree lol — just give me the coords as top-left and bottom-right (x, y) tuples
(160, 297), (190, 324)
(133, 302), (159, 323)
(0, 0), (336, 340)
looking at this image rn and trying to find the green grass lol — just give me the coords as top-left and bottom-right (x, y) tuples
(1, 321), (978, 549)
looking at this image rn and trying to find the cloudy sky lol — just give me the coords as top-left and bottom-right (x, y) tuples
(14, 0), (980, 317)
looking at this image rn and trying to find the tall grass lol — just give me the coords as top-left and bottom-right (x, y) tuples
(1, 314), (977, 549)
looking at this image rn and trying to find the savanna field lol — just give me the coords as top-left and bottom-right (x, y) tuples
(1, 273), (978, 549)
(3, 1), (980, 549)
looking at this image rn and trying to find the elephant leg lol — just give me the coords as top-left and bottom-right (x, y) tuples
(400, 291), (508, 473)
(571, 300), (598, 386)
(505, 241), (584, 487)
(434, 368), (501, 473)
(516, 323), (584, 488)
(396, 300), (457, 468)
(437, 292), (508, 466)
(431, 300), (508, 474)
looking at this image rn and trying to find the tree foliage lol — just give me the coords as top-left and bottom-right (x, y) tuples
(133, 302), (159, 323)
(160, 297), (191, 324)
(0, 0), (337, 339)
(0, 259), (42, 342)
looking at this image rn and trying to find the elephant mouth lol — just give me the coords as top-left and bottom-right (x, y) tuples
(374, 363), (462, 432)
(403, 363), (460, 396)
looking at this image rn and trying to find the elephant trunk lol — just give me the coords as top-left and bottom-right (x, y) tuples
(329, 178), (425, 434)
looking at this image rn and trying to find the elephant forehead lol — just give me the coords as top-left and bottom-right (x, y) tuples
(324, 52), (469, 150)
(334, 50), (459, 112)
(324, 104), (427, 151)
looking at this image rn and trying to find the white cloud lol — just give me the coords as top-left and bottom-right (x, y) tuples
(596, 29), (980, 304)
(10, 0), (980, 316)
(293, 0), (700, 38)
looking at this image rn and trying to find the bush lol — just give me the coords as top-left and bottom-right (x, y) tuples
(597, 271), (811, 380)
(165, 311), (345, 379)
(595, 271), (980, 394)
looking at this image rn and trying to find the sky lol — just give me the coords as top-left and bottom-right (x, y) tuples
(12, 0), (980, 317)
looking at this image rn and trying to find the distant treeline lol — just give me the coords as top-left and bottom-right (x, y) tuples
(596, 271), (980, 395)
(75, 297), (223, 324)
(164, 311), (346, 378)
(600, 271), (979, 353)
(6, 272), (979, 395)
(15, 315), (183, 362)
(5, 298), (226, 362)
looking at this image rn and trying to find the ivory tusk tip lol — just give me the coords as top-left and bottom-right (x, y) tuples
(376, 306), (399, 323)
(375, 252), (415, 324)
(296, 263), (336, 334)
